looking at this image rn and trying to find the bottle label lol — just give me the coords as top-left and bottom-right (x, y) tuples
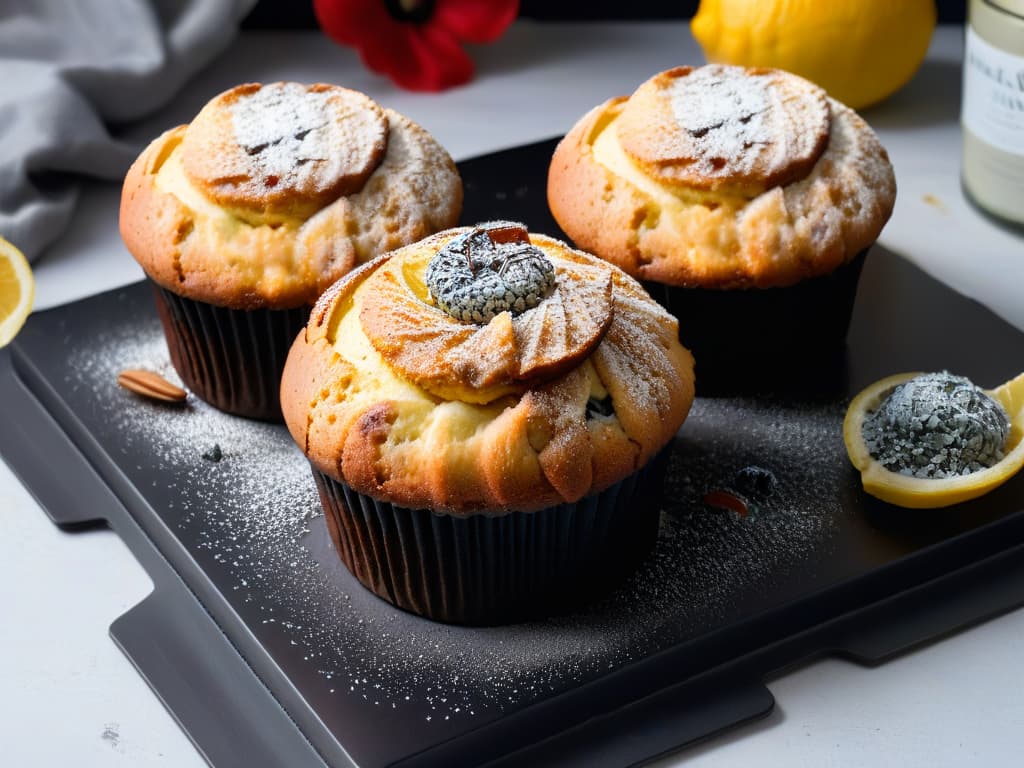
(962, 26), (1024, 157)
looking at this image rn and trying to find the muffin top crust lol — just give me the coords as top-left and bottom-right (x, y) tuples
(281, 223), (695, 515)
(120, 82), (462, 309)
(181, 83), (390, 222)
(547, 65), (896, 289)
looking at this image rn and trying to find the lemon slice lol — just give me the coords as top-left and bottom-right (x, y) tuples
(843, 372), (1024, 508)
(0, 237), (35, 348)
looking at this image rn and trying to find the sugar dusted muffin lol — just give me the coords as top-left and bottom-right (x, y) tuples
(548, 65), (896, 389)
(280, 222), (695, 624)
(120, 81), (462, 419)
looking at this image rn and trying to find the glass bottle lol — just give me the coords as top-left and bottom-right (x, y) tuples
(961, 0), (1024, 227)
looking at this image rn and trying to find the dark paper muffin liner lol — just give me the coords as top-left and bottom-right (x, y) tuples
(151, 283), (310, 421)
(312, 452), (668, 625)
(645, 249), (867, 397)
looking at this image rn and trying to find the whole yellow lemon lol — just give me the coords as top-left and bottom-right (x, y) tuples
(691, 0), (936, 109)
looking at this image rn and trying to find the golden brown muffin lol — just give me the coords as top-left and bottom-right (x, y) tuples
(280, 222), (695, 623)
(121, 82), (462, 310)
(283, 223), (693, 512)
(547, 65), (895, 290)
(118, 81), (462, 420)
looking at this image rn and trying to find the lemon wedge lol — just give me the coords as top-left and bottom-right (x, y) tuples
(0, 237), (35, 348)
(844, 372), (1024, 508)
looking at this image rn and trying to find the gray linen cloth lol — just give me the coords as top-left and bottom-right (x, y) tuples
(0, 0), (256, 262)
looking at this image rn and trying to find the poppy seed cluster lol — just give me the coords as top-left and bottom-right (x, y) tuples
(862, 372), (1010, 479)
(426, 228), (556, 324)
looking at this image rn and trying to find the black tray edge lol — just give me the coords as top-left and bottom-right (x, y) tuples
(402, 538), (1024, 768)
(471, 537), (1024, 767)
(0, 347), (336, 768)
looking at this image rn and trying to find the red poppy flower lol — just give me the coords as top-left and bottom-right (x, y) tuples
(314, 0), (519, 92)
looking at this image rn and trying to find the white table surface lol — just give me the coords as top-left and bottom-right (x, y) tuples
(3, 21), (1024, 767)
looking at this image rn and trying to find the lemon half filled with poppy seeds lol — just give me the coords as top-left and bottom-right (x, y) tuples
(844, 371), (1024, 508)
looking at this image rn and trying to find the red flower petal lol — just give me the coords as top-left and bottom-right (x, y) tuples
(355, 23), (427, 88)
(314, 0), (491, 91)
(313, 0), (396, 47)
(433, 0), (519, 44)
(399, 22), (475, 91)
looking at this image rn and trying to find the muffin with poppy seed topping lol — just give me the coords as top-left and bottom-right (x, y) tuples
(280, 221), (695, 624)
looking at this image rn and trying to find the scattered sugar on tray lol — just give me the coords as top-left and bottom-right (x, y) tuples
(68, 318), (846, 726)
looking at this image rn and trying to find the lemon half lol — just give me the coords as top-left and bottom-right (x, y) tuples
(843, 372), (1024, 508)
(0, 237), (34, 348)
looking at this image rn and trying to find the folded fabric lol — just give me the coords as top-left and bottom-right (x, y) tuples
(0, 0), (256, 262)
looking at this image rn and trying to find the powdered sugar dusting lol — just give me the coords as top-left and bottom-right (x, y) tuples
(232, 84), (334, 183)
(65, 311), (846, 728)
(651, 65), (830, 192)
(226, 83), (386, 201)
(669, 66), (771, 173)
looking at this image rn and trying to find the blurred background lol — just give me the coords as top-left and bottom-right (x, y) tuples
(243, 0), (968, 26)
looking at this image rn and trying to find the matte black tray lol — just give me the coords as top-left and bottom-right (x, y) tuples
(5, 139), (1024, 768)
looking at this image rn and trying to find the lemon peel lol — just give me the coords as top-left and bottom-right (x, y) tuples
(0, 237), (35, 348)
(844, 372), (1024, 508)
(691, 0), (937, 109)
